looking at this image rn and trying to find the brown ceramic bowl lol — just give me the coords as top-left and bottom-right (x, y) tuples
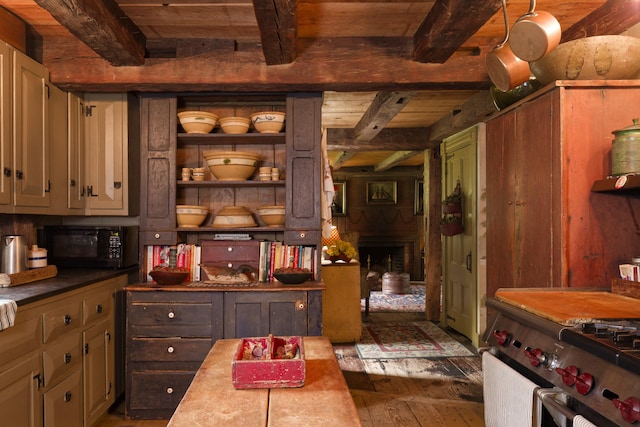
(149, 269), (189, 285)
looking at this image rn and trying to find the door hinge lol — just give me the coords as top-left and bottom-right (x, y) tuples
(85, 105), (96, 117)
(84, 343), (89, 354)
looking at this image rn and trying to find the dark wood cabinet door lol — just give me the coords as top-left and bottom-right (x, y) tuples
(223, 291), (310, 338)
(139, 96), (177, 233)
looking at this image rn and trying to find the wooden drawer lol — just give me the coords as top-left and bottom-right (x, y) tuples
(43, 369), (83, 427)
(140, 230), (178, 246)
(128, 371), (195, 415)
(43, 332), (82, 387)
(0, 314), (41, 367)
(129, 337), (212, 362)
(200, 240), (260, 270)
(284, 229), (320, 245)
(128, 301), (213, 337)
(83, 289), (112, 326)
(43, 300), (83, 343)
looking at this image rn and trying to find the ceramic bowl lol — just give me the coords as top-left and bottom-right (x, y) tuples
(530, 35), (640, 85)
(257, 205), (285, 227)
(218, 116), (251, 134)
(203, 151), (260, 181)
(177, 111), (218, 134)
(250, 111), (286, 133)
(176, 205), (209, 227)
(149, 268), (189, 285)
(212, 206), (257, 228)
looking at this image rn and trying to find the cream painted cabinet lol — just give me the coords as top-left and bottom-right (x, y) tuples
(0, 41), (11, 206)
(0, 274), (126, 427)
(83, 93), (139, 216)
(12, 46), (50, 209)
(67, 92), (85, 210)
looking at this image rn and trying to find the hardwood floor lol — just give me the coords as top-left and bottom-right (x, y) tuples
(96, 312), (484, 427)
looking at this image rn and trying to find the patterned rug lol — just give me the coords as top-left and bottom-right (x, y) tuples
(356, 321), (474, 359)
(362, 284), (425, 313)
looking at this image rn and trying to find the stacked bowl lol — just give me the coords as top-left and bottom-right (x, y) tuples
(178, 111), (218, 134)
(203, 151), (260, 181)
(212, 206), (257, 228)
(257, 205), (285, 227)
(250, 112), (286, 133)
(176, 205), (209, 227)
(219, 116), (251, 134)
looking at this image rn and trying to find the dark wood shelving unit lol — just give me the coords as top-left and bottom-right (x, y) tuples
(591, 175), (640, 197)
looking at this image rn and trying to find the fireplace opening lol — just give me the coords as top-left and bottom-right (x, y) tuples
(359, 245), (405, 275)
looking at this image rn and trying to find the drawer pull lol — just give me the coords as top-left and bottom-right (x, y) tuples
(166, 387), (174, 394)
(64, 391), (72, 402)
(167, 310), (175, 319)
(64, 353), (72, 364)
(96, 304), (103, 314)
(227, 262), (233, 268)
(227, 247), (233, 252)
(64, 314), (72, 325)
(154, 233), (161, 239)
(167, 346), (175, 354)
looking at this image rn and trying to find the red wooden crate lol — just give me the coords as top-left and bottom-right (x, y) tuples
(232, 335), (305, 388)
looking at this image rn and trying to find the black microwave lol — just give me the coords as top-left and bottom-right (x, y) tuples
(40, 225), (138, 269)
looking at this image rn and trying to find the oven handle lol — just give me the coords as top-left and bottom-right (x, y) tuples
(537, 388), (576, 421)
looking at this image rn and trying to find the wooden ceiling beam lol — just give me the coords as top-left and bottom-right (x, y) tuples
(331, 151), (357, 171)
(252, 0), (297, 65)
(354, 91), (416, 142)
(34, 0), (146, 66)
(374, 151), (422, 172)
(413, 0), (501, 63)
(561, 0), (640, 42)
(427, 90), (495, 143)
(326, 128), (431, 152)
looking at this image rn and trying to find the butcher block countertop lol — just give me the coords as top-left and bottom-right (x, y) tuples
(495, 289), (640, 326)
(167, 336), (362, 427)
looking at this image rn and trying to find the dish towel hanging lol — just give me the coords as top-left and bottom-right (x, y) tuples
(573, 415), (598, 427)
(321, 128), (335, 239)
(483, 351), (540, 427)
(0, 299), (17, 331)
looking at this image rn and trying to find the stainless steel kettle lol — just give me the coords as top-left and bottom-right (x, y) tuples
(1, 235), (28, 274)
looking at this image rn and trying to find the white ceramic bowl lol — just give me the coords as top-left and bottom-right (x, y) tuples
(176, 205), (209, 227)
(177, 111), (218, 134)
(250, 111), (286, 133)
(218, 116), (251, 134)
(212, 206), (257, 228)
(203, 151), (260, 181)
(257, 205), (285, 227)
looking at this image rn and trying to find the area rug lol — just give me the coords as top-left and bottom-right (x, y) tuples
(362, 284), (425, 313)
(356, 321), (474, 359)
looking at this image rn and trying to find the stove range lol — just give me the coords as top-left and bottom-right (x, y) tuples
(485, 297), (640, 426)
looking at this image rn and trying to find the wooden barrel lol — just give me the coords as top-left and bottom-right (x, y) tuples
(382, 272), (410, 294)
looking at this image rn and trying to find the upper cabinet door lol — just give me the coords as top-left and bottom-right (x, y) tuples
(12, 48), (49, 208)
(0, 42), (11, 207)
(67, 92), (85, 210)
(84, 93), (126, 214)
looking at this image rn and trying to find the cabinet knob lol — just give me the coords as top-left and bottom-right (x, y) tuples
(154, 233), (161, 239)
(227, 263), (233, 268)
(167, 346), (175, 354)
(295, 300), (307, 311)
(64, 353), (72, 364)
(64, 314), (72, 325)
(227, 247), (233, 252)
(166, 387), (174, 394)
(64, 391), (72, 402)
(167, 310), (175, 319)
(299, 232), (306, 238)
(96, 304), (103, 314)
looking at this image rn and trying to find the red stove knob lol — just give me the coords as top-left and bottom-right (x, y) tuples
(555, 365), (579, 387)
(492, 330), (511, 346)
(612, 397), (640, 423)
(575, 372), (594, 395)
(524, 347), (544, 367)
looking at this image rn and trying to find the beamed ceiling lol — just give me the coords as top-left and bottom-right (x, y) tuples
(1, 0), (639, 170)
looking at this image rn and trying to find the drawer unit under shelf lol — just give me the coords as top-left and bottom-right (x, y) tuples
(129, 337), (212, 363)
(128, 370), (196, 420)
(200, 240), (261, 271)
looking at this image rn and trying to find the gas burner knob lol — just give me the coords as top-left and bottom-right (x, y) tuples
(524, 347), (544, 367)
(555, 365), (579, 387)
(492, 330), (511, 346)
(612, 397), (640, 423)
(575, 372), (594, 395)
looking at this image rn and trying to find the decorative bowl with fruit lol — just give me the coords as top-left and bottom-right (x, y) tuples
(149, 267), (189, 285)
(273, 267), (312, 284)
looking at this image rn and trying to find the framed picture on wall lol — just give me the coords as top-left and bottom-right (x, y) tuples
(415, 180), (424, 214)
(366, 181), (397, 204)
(331, 181), (346, 215)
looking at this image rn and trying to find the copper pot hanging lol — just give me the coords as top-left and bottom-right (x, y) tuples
(486, 0), (531, 92)
(509, 0), (561, 62)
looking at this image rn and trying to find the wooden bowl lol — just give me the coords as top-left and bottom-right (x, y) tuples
(178, 111), (218, 134)
(149, 269), (189, 285)
(273, 272), (312, 284)
(530, 35), (640, 85)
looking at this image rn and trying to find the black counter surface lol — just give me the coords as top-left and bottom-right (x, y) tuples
(0, 266), (138, 306)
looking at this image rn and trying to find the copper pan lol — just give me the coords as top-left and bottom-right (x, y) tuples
(509, 0), (561, 62)
(486, 0), (530, 92)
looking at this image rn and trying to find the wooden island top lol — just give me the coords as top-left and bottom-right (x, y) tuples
(167, 336), (363, 427)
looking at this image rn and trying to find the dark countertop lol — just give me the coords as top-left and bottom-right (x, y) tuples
(0, 266), (139, 306)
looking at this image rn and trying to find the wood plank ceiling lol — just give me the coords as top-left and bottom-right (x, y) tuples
(1, 0), (639, 170)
